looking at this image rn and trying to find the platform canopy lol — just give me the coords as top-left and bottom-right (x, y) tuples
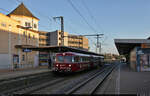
(114, 39), (150, 55)
(15, 45), (103, 56)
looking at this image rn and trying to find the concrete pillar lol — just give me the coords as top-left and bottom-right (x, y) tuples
(8, 25), (12, 69)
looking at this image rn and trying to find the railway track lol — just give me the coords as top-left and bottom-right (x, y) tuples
(30, 64), (115, 95)
(65, 64), (116, 95)
(0, 72), (58, 95)
(13, 66), (106, 94)
(8, 64), (116, 95)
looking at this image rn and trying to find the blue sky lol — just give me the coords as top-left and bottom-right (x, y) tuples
(1, 0), (150, 54)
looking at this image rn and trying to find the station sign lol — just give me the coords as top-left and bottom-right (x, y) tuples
(23, 48), (32, 52)
(137, 50), (144, 55)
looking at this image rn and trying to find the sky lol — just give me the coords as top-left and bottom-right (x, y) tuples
(1, 0), (150, 55)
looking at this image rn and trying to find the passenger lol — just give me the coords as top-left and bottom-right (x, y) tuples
(48, 58), (51, 69)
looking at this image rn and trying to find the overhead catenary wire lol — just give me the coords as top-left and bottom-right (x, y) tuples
(6, 0), (18, 5)
(0, 8), (9, 13)
(66, 0), (105, 53)
(2, 0), (100, 53)
(15, 0), (22, 3)
(81, 0), (107, 53)
(67, 0), (99, 34)
(81, 0), (104, 34)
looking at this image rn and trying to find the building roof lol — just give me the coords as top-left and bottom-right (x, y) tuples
(7, 3), (39, 20)
(115, 39), (150, 44)
(114, 39), (150, 55)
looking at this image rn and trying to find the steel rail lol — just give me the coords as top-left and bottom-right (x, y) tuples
(14, 78), (66, 94)
(27, 66), (106, 94)
(91, 64), (116, 94)
(13, 68), (101, 94)
(65, 64), (116, 94)
(1, 72), (57, 95)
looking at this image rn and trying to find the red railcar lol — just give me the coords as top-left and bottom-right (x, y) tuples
(52, 52), (104, 73)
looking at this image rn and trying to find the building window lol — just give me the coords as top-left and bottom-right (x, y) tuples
(23, 31), (26, 37)
(22, 55), (25, 61)
(1, 22), (6, 27)
(34, 24), (37, 28)
(33, 35), (35, 39)
(25, 22), (31, 27)
(28, 23), (30, 27)
(25, 22), (28, 26)
(29, 33), (31, 39)
(59, 32), (61, 35)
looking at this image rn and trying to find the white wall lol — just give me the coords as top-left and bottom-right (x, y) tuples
(34, 54), (39, 67)
(0, 54), (11, 69)
(10, 15), (39, 31)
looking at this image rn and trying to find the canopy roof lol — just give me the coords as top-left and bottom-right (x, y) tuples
(114, 39), (150, 55)
(15, 45), (103, 56)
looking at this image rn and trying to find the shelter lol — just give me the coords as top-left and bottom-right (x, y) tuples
(15, 45), (103, 56)
(115, 39), (150, 71)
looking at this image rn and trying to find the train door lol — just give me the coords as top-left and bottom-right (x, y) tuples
(90, 56), (94, 68)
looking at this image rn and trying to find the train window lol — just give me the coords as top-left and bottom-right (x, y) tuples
(91, 57), (94, 61)
(64, 56), (72, 63)
(56, 56), (64, 63)
(72, 57), (75, 62)
(82, 57), (85, 62)
(87, 57), (90, 62)
(80, 57), (83, 62)
(82, 56), (88, 62)
(74, 56), (80, 62)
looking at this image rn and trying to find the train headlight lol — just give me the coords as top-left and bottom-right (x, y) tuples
(69, 64), (71, 67)
(56, 64), (59, 67)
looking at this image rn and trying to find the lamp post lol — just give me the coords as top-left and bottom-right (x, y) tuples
(23, 26), (32, 67)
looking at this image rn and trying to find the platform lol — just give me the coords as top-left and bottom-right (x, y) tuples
(98, 62), (150, 94)
(0, 66), (51, 81)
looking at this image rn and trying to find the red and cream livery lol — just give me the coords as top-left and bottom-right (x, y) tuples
(53, 52), (104, 73)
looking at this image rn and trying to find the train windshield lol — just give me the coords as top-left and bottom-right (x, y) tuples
(56, 56), (64, 63)
(64, 56), (72, 63)
(56, 55), (73, 63)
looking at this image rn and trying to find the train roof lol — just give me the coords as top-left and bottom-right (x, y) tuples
(91, 55), (104, 58)
(56, 52), (91, 57)
(56, 52), (103, 58)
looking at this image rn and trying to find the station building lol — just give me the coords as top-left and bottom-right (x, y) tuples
(0, 3), (39, 69)
(0, 3), (90, 70)
(115, 38), (150, 72)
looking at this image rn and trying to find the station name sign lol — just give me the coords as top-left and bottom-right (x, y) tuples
(22, 48), (32, 52)
(137, 50), (144, 55)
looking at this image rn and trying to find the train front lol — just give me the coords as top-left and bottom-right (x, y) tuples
(53, 53), (74, 73)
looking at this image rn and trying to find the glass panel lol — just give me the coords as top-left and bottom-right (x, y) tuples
(74, 56), (80, 62)
(64, 56), (72, 63)
(56, 56), (64, 63)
